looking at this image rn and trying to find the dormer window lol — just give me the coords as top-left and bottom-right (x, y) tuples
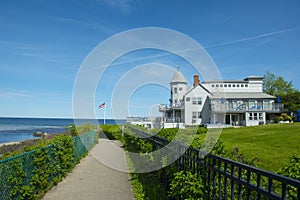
(174, 88), (177, 94)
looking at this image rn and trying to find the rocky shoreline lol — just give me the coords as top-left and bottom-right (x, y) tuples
(0, 138), (41, 158)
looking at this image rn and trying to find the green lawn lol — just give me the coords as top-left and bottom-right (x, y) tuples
(201, 123), (300, 172)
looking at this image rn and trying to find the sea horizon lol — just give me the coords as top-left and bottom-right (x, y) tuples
(0, 117), (126, 144)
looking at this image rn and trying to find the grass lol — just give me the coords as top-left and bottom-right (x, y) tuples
(117, 123), (300, 199)
(194, 123), (300, 172)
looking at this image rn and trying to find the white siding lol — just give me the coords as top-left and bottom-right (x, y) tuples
(184, 86), (210, 126)
(171, 83), (187, 105)
(245, 112), (266, 126)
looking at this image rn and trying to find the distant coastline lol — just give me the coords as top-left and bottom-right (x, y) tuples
(0, 117), (126, 144)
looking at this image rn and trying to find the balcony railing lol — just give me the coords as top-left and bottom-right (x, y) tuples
(212, 103), (284, 112)
(159, 104), (183, 112)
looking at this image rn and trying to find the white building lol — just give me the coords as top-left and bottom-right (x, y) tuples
(159, 70), (284, 128)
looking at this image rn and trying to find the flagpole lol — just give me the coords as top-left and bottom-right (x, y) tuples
(104, 105), (106, 125)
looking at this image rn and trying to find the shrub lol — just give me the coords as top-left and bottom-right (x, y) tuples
(101, 124), (122, 140)
(277, 155), (300, 199)
(76, 123), (97, 134)
(275, 113), (293, 122)
(169, 171), (205, 200)
(0, 131), (96, 200)
(68, 124), (79, 137)
(197, 125), (207, 134)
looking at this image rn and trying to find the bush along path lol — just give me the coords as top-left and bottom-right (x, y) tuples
(112, 125), (300, 200)
(0, 127), (98, 200)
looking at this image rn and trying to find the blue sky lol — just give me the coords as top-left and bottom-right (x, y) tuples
(0, 0), (299, 119)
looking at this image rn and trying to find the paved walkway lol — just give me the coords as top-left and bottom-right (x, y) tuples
(43, 139), (135, 200)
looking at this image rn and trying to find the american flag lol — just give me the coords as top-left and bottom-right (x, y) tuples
(99, 103), (105, 108)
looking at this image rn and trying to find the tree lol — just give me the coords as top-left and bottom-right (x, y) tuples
(263, 71), (295, 97)
(263, 72), (300, 117)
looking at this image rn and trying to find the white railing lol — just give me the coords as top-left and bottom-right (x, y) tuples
(212, 103), (284, 112)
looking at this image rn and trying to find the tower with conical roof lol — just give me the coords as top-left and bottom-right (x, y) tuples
(170, 69), (187, 106)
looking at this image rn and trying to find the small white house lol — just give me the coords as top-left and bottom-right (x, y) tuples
(159, 70), (284, 128)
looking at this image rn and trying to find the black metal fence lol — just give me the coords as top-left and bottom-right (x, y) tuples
(129, 127), (300, 200)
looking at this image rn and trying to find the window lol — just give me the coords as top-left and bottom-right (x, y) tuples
(249, 100), (256, 109)
(232, 84), (235, 87)
(249, 112), (263, 121)
(228, 84), (231, 87)
(249, 113), (253, 120)
(192, 112), (197, 119)
(192, 98), (197, 104)
(197, 97), (202, 105)
(237, 84), (240, 87)
(241, 84), (244, 87)
(179, 87), (182, 91)
(216, 84), (219, 87)
(186, 97), (191, 101)
(192, 97), (202, 105)
(245, 84), (248, 87)
(232, 100), (238, 109)
(212, 84), (215, 87)
(253, 113), (258, 120)
(263, 100), (271, 110)
(220, 84), (223, 87)
(224, 84), (227, 87)
(198, 112), (202, 118)
(174, 87), (177, 94)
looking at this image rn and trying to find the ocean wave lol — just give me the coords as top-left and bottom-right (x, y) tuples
(0, 125), (65, 131)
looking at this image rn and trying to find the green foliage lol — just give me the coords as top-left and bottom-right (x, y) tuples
(169, 171), (205, 200)
(101, 124), (123, 140)
(119, 124), (300, 199)
(68, 123), (79, 137)
(281, 90), (300, 118)
(156, 128), (178, 140)
(275, 113), (293, 122)
(76, 123), (97, 135)
(263, 71), (295, 97)
(197, 125), (208, 134)
(277, 155), (300, 199)
(263, 71), (300, 114)
(0, 131), (97, 199)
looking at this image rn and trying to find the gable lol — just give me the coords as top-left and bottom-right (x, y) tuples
(184, 84), (211, 98)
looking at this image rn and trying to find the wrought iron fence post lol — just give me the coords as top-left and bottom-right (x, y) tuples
(177, 140), (184, 171)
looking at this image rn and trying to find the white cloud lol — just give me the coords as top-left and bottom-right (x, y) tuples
(0, 88), (34, 98)
(0, 40), (37, 51)
(56, 17), (116, 35)
(205, 27), (298, 49)
(96, 0), (134, 13)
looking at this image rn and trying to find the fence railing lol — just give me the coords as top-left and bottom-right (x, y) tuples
(73, 131), (97, 162)
(129, 127), (300, 199)
(0, 131), (96, 200)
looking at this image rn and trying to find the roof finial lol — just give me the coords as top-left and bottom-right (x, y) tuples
(176, 65), (180, 71)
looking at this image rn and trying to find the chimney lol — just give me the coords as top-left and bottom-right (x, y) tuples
(193, 75), (200, 87)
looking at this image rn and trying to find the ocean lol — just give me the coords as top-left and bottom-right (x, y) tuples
(0, 117), (126, 144)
